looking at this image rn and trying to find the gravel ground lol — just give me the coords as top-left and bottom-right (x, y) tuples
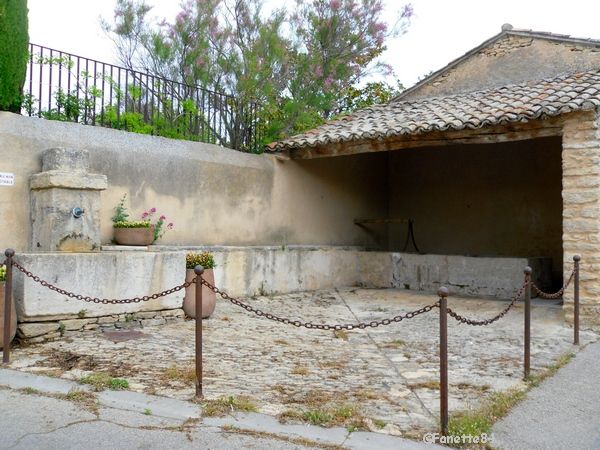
(8, 288), (597, 437)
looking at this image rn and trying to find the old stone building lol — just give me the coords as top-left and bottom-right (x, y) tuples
(267, 25), (600, 328)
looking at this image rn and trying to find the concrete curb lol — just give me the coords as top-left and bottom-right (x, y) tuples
(0, 368), (443, 449)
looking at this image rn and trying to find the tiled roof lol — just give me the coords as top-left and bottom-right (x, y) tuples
(266, 70), (600, 152)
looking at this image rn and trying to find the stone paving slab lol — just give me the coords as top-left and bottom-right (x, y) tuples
(7, 288), (598, 438)
(97, 389), (201, 420)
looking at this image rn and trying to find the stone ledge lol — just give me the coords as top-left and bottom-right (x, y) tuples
(29, 170), (108, 190)
(101, 245), (150, 252)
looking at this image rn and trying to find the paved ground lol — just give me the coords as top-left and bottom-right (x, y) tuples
(7, 288), (598, 438)
(0, 368), (442, 449)
(492, 340), (600, 450)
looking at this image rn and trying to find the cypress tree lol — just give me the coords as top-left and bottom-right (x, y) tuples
(0, 0), (29, 113)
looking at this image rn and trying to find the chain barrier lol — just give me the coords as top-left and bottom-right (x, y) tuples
(6, 258), (573, 329)
(446, 282), (527, 326)
(11, 260), (195, 304)
(531, 269), (575, 300)
(199, 277), (440, 330)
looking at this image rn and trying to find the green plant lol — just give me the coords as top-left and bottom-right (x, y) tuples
(0, 265), (6, 282)
(58, 323), (66, 336)
(202, 395), (257, 417)
(21, 387), (39, 395)
(0, 0), (28, 113)
(373, 419), (387, 429)
(112, 194), (130, 224)
(303, 409), (331, 426)
(113, 220), (151, 228)
(143, 408), (152, 415)
(77, 309), (87, 319)
(79, 373), (129, 391)
(40, 88), (97, 122)
(186, 252), (216, 270)
(111, 196), (174, 241)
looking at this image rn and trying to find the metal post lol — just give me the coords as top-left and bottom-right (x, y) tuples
(573, 255), (581, 345)
(438, 286), (449, 436)
(3, 249), (15, 365)
(194, 265), (205, 399)
(524, 266), (532, 380)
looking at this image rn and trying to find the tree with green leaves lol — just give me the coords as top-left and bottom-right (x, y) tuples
(103, 0), (411, 146)
(0, 0), (29, 113)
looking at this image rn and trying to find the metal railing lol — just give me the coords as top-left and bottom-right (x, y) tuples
(0, 249), (583, 437)
(22, 44), (262, 153)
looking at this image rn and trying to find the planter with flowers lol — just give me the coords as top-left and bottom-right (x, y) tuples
(0, 265), (17, 349)
(183, 252), (217, 319)
(112, 194), (173, 246)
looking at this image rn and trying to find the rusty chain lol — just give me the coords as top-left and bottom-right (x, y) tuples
(531, 269), (575, 300)
(446, 282), (527, 326)
(7, 258), (571, 329)
(199, 277), (440, 330)
(11, 260), (195, 304)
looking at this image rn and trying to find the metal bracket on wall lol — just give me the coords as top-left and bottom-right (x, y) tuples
(353, 218), (421, 254)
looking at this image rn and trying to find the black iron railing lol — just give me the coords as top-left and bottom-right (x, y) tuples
(22, 44), (262, 152)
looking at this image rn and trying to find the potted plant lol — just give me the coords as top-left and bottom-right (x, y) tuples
(183, 252), (217, 319)
(112, 194), (173, 246)
(0, 264), (17, 349)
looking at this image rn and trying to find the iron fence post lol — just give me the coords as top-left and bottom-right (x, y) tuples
(438, 286), (449, 435)
(194, 265), (205, 399)
(524, 266), (532, 380)
(3, 249), (15, 365)
(573, 255), (581, 345)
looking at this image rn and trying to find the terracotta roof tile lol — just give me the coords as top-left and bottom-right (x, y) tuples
(266, 70), (600, 152)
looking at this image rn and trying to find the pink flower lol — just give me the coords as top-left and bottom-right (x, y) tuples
(168, 223), (174, 229)
(150, 207), (156, 213)
(373, 22), (387, 33)
(160, 215), (166, 220)
(141, 212), (149, 219)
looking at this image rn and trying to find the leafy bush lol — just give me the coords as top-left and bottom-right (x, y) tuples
(0, 265), (6, 282)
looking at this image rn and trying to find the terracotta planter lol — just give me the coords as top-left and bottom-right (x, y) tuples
(113, 226), (155, 246)
(0, 282), (17, 350)
(183, 268), (217, 319)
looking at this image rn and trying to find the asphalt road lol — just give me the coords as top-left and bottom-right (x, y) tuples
(492, 340), (600, 450)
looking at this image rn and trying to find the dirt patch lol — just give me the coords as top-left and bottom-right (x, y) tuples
(41, 350), (98, 371)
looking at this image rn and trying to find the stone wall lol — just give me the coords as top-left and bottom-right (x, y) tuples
(562, 110), (600, 328)
(12, 247), (544, 341)
(0, 112), (388, 252)
(387, 136), (563, 286)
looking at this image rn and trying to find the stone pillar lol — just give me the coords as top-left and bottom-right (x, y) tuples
(562, 110), (600, 330)
(29, 148), (107, 251)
